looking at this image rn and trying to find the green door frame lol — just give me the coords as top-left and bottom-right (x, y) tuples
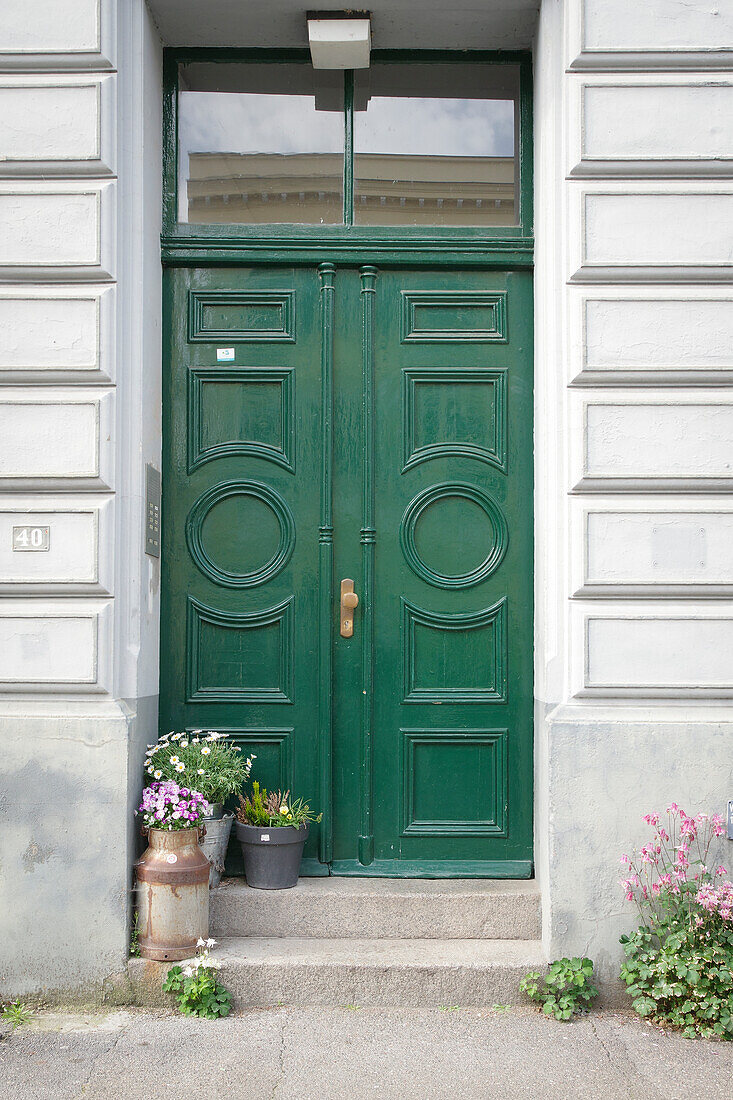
(159, 48), (535, 876)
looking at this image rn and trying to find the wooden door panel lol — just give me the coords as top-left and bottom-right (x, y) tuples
(333, 267), (533, 875)
(161, 265), (326, 868)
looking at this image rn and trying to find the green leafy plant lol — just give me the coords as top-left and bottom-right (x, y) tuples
(619, 806), (732, 1040)
(620, 923), (733, 1039)
(162, 940), (232, 1020)
(129, 911), (141, 958)
(237, 781), (322, 830)
(520, 958), (598, 1021)
(145, 731), (255, 806)
(1, 1001), (33, 1028)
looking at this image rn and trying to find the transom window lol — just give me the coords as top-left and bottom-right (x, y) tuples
(176, 58), (523, 229)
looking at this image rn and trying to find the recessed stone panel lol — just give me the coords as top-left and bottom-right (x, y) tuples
(582, 0), (733, 53)
(0, 0), (100, 54)
(0, 82), (99, 163)
(0, 509), (97, 587)
(586, 616), (733, 691)
(583, 402), (733, 483)
(0, 601), (112, 691)
(582, 193), (733, 271)
(582, 84), (733, 163)
(0, 290), (110, 376)
(584, 298), (733, 374)
(0, 401), (98, 480)
(585, 511), (733, 589)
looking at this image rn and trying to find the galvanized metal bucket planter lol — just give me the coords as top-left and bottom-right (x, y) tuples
(235, 821), (309, 890)
(135, 826), (210, 960)
(199, 812), (234, 888)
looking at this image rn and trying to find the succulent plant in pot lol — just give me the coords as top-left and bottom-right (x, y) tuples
(235, 782), (322, 890)
(144, 731), (255, 887)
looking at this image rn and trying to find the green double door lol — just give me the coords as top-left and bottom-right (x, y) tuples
(161, 261), (533, 877)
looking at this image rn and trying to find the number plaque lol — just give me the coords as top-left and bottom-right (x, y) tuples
(12, 525), (50, 552)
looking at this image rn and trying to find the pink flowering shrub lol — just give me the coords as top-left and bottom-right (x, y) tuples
(619, 805), (733, 1040)
(137, 780), (211, 831)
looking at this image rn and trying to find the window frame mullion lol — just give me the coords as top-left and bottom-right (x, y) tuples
(343, 69), (354, 227)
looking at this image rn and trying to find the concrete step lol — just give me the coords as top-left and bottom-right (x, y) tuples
(211, 877), (541, 940)
(128, 936), (545, 1008)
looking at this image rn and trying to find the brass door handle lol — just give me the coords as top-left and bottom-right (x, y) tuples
(340, 578), (359, 638)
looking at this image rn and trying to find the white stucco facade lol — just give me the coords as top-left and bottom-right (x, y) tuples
(0, 0), (731, 997)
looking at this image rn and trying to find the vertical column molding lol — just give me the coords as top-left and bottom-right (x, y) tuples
(358, 264), (377, 867)
(317, 262), (335, 864)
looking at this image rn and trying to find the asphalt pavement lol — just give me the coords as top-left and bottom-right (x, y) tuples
(0, 1005), (731, 1099)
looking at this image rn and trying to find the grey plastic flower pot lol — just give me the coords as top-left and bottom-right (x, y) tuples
(234, 821), (309, 890)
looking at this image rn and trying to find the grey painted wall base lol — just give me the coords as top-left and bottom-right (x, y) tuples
(0, 700), (156, 999)
(539, 707), (732, 996)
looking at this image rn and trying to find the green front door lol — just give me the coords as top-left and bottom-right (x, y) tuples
(161, 261), (533, 876)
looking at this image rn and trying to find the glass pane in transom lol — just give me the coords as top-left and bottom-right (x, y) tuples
(178, 62), (344, 225)
(353, 64), (518, 227)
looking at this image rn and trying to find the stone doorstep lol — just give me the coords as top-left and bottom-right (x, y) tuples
(211, 877), (542, 940)
(128, 936), (546, 1008)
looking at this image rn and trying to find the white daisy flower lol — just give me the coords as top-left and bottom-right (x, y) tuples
(197, 768), (205, 775)
(170, 755), (179, 764)
(180, 740), (189, 748)
(175, 762), (185, 773)
(201, 746), (211, 756)
(154, 770), (162, 779)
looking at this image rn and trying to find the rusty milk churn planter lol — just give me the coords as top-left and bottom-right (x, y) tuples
(135, 782), (211, 961)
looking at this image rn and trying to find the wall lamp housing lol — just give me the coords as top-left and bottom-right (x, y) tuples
(307, 11), (371, 69)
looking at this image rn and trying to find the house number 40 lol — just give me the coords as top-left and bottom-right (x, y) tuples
(12, 525), (50, 552)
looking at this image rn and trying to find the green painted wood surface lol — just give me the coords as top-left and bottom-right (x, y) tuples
(161, 262), (533, 875)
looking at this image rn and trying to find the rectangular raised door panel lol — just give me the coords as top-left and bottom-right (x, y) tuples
(403, 368), (506, 471)
(187, 368), (294, 472)
(401, 730), (508, 837)
(189, 291), (295, 343)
